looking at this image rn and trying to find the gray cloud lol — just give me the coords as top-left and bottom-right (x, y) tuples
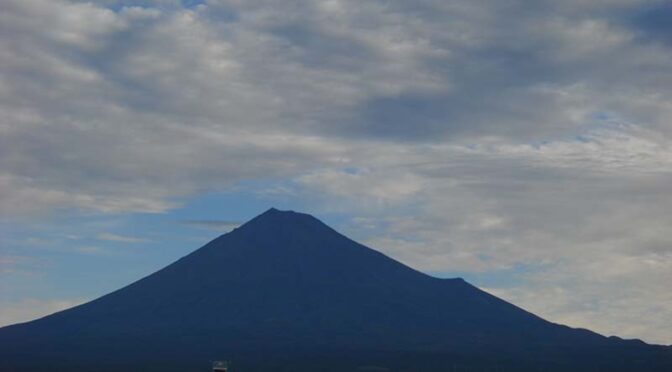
(630, 2), (672, 45)
(1, 0), (672, 344)
(181, 219), (242, 231)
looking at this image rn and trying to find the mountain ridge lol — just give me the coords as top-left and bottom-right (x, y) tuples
(1, 208), (670, 371)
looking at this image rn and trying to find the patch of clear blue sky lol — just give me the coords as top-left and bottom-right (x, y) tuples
(181, 0), (207, 7)
(105, 0), (206, 12)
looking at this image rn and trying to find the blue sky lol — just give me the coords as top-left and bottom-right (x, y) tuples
(1, 0), (672, 345)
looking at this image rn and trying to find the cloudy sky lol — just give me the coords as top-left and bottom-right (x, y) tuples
(2, 0), (672, 345)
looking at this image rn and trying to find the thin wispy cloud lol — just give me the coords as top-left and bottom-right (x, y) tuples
(181, 220), (242, 231)
(97, 232), (149, 244)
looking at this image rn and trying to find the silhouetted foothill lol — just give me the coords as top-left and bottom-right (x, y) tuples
(1, 209), (671, 371)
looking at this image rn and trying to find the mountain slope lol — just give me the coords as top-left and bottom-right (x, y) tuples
(1, 208), (670, 371)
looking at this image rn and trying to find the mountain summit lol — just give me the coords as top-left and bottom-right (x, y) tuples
(1, 208), (670, 371)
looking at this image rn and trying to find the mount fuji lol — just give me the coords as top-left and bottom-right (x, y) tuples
(1, 208), (670, 371)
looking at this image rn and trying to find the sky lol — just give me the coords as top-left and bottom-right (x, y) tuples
(1, 0), (672, 345)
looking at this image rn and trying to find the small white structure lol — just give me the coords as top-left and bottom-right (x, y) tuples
(212, 360), (229, 372)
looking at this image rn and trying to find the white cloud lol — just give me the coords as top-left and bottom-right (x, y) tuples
(2, 0), (672, 218)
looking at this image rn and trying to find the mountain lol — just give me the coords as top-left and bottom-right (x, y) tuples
(1, 208), (670, 371)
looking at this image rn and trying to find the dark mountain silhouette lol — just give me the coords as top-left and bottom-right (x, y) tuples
(1, 208), (671, 371)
